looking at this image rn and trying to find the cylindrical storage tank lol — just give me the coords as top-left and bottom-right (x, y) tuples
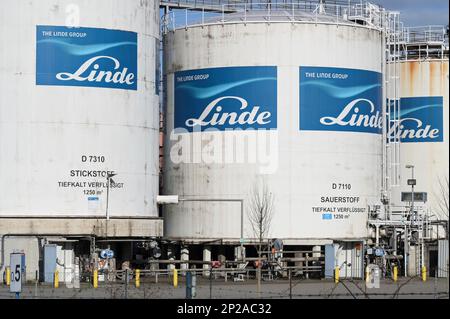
(390, 36), (449, 219)
(0, 0), (160, 218)
(163, 7), (385, 243)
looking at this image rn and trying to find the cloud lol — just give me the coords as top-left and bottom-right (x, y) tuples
(375, 0), (449, 26)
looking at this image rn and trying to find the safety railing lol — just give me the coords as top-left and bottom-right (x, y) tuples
(401, 25), (448, 44)
(162, 1), (392, 33)
(397, 25), (449, 60)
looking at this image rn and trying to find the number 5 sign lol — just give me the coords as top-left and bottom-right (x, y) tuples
(10, 253), (23, 293)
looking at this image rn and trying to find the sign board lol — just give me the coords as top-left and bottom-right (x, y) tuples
(36, 25), (138, 90)
(10, 253), (23, 293)
(388, 96), (444, 143)
(366, 264), (380, 289)
(100, 249), (114, 259)
(174, 66), (277, 132)
(299, 66), (382, 134)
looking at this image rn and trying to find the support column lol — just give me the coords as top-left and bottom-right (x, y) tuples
(305, 251), (309, 279)
(203, 246), (211, 277)
(167, 245), (175, 272)
(234, 246), (246, 269)
(294, 252), (304, 276)
(73, 257), (80, 289)
(408, 245), (418, 276)
(180, 245), (189, 276)
(218, 246), (226, 277)
(312, 245), (321, 278)
(312, 246), (321, 258)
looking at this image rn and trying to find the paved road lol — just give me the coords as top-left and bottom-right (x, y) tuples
(1, 277), (448, 299)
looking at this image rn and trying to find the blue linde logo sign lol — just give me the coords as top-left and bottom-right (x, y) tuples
(300, 66), (382, 134)
(389, 96), (444, 143)
(36, 25), (137, 90)
(174, 66), (277, 132)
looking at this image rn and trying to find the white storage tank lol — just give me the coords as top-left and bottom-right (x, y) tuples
(163, 3), (388, 243)
(0, 0), (160, 220)
(390, 26), (449, 221)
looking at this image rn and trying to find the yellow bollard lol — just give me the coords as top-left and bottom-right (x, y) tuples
(54, 270), (59, 288)
(393, 266), (398, 282)
(365, 266), (370, 283)
(173, 268), (178, 288)
(135, 269), (140, 288)
(93, 269), (98, 288)
(6, 267), (10, 286)
(421, 266), (427, 282)
(334, 267), (339, 284)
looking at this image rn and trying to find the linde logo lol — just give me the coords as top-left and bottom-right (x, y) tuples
(319, 98), (382, 129)
(36, 25), (137, 90)
(55, 56), (135, 85)
(300, 66), (382, 134)
(389, 118), (439, 140)
(388, 96), (443, 143)
(172, 66), (278, 174)
(175, 66), (277, 132)
(184, 96), (272, 128)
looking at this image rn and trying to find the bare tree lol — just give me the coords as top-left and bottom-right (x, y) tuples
(436, 176), (449, 220)
(248, 179), (274, 297)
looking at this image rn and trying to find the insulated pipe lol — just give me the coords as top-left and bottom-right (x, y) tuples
(202, 246), (211, 277)
(404, 225), (408, 277)
(375, 225), (380, 246)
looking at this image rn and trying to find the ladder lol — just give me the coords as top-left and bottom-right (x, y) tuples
(383, 11), (401, 205)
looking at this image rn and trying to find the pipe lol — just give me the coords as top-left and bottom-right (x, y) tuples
(375, 225), (380, 246)
(404, 225), (408, 277)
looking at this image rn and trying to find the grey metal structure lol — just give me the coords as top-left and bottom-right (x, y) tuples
(43, 244), (57, 283)
(438, 240), (448, 278)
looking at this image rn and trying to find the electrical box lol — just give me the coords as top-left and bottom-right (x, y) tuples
(324, 244), (335, 279)
(43, 244), (57, 283)
(401, 192), (427, 202)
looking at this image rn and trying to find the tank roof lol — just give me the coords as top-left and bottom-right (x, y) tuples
(163, 1), (394, 32)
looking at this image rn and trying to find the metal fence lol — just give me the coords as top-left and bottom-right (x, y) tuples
(1, 266), (448, 299)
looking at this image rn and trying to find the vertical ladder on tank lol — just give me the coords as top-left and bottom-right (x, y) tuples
(384, 12), (401, 207)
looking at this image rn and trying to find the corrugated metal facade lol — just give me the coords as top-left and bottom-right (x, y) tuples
(438, 239), (449, 278)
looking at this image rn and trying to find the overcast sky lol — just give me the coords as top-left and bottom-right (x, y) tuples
(371, 0), (448, 26)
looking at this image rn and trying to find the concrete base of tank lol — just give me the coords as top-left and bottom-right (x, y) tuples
(0, 217), (163, 237)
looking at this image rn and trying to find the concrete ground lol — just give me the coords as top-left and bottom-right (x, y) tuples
(0, 277), (448, 299)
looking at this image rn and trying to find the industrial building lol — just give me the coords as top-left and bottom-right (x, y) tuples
(0, 0), (448, 286)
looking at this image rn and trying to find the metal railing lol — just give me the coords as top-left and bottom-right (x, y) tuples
(401, 26), (448, 44)
(162, 1), (391, 33)
(2, 267), (448, 299)
(396, 25), (449, 60)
